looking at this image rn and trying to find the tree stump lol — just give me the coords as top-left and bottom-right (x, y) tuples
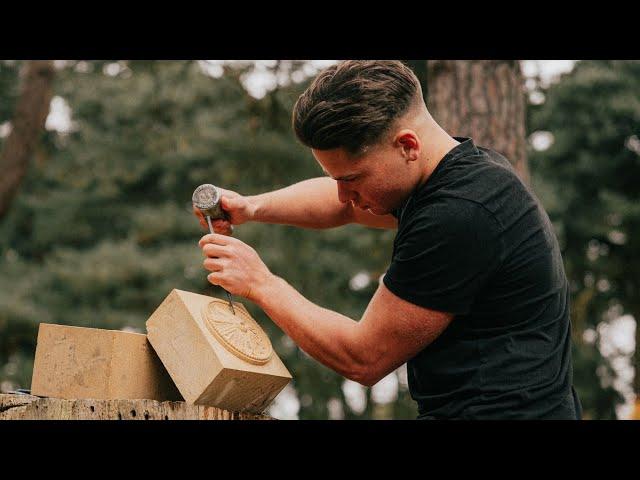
(0, 393), (272, 420)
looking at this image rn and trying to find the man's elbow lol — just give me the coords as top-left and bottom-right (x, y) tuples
(344, 363), (385, 387)
(338, 334), (387, 386)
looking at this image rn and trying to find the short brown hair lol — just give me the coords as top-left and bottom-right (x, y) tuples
(292, 60), (422, 156)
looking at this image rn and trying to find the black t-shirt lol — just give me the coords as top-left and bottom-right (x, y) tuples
(383, 137), (582, 419)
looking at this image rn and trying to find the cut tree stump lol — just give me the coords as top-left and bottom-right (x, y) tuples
(0, 393), (272, 420)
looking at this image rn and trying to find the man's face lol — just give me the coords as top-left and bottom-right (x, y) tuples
(312, 139), (414, 216)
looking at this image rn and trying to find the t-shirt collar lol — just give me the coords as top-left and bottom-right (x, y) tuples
(445, 137), (479, 161)
(423, 137), (479, 187)
(394, 137), (479, 220)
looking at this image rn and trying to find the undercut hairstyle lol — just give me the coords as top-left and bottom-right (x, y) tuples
(292, 60), (422, 156)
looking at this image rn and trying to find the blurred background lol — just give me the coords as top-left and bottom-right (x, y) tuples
(0, 60), (638, 420)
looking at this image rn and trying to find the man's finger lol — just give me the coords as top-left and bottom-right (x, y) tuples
(193, 204), (204, 218)
(212, 219), (229, 228)
(212, 219), (233, 235)
(216, 226), (234, 236)
(207, 271), (222, 286)
(202, 243), (229, 258)
(203, 257), (226, 272)
(193, 205), (210, 231)
(199, 233), (237, 248)
(220, 195), (235, 211)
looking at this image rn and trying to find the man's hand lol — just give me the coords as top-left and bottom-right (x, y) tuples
(192, 187), (256, 235)
(199, 233), (273, 303)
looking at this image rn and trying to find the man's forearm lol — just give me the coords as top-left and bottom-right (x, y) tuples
(253, 274), (371, 384)
(247, 177), (352, 229)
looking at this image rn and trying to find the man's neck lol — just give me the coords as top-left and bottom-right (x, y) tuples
(416, 125), (460, 189)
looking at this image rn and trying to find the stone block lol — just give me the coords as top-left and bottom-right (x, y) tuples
(31, 323), (182, 402)
(146, 289), (291, 413)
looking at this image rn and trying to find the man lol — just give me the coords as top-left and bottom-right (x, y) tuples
(194, 60), (582, 419)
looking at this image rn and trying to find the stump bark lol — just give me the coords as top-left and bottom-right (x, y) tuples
(0, 393), (272, 420)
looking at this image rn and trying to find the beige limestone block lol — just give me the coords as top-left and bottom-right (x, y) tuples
(30, 323), (182, 402)
(146, 289), (292, 413)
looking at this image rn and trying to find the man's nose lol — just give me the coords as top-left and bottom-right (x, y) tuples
(337, 182), (356, 204)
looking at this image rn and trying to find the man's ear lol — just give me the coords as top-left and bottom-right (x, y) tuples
(395, 130), (420, 162)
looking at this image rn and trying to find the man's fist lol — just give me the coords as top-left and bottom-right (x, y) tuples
(199, 233), (273, 303)
(192, 187), (255, 236)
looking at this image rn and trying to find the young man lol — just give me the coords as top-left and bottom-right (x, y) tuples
(195, 60), (582, 419)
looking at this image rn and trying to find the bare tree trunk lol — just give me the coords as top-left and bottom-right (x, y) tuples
(0, 60), (55, 219)
(423, 60), (529, 185)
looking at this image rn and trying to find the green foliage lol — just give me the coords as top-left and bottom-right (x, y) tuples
(529, 60), (640, 418)
(0, 60), (415, 418)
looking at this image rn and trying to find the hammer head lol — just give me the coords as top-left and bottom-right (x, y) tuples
(192, 184), (225, 219)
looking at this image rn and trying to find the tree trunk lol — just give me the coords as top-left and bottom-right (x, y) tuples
(422, 60), (529, 185)
(0, 60), (55, 219)
(633, 301), (640, 419)
(0, 393), (272, 420)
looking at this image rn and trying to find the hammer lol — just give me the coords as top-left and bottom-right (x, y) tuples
(192, 183), (236, 315)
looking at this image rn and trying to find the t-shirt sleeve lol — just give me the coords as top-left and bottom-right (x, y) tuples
(383, 197), (503, 314)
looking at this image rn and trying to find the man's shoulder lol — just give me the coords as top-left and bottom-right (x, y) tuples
(407, 147), (532, 229)
(397, 195), (503, 250)
(443, 143), (523, 185)
(407, 194), (500, 227)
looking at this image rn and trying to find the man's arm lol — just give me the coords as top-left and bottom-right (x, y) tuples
(249, 177), (397, 229)
(199, 233), (451, 386)
(255, 273), (452, 386)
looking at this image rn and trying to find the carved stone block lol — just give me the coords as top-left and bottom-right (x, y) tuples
(31, 323), (182, 402)
(146, 289), (292, 413)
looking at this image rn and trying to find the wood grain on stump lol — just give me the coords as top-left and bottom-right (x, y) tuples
(0, 393), (272, 420)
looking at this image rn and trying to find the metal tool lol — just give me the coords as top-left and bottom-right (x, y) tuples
(192, 183), (236, 315)
(8, 388), (32, 396)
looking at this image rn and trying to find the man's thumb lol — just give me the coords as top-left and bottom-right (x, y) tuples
(221, 196), (234, 209)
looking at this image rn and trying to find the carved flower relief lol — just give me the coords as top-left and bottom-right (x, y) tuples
(201, 300), (273, 365)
